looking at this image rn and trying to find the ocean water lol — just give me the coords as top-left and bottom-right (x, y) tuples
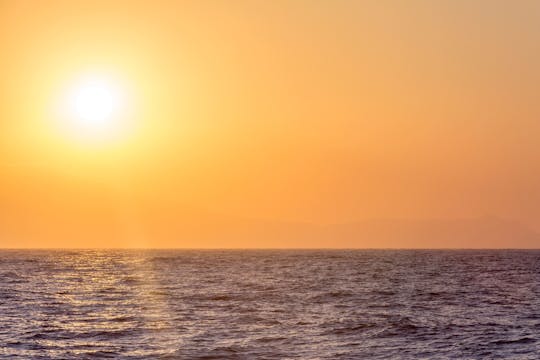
(0, 250), (539, 359)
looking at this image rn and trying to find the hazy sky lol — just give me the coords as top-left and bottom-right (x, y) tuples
(1, 1), (540, 247)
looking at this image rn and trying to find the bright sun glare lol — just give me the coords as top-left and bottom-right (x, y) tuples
(72, 81), (118, 124)
(59, 75), (130, 143)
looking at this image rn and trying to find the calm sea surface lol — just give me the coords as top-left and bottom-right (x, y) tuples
(0, 250), (539, 359)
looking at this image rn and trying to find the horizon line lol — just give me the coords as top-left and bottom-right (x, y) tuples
(1, 247), (539, 250)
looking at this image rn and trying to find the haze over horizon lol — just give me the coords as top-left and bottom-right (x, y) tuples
(2, 0), (540, 248)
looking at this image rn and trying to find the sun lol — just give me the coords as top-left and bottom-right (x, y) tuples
(58, 75), (132, 143)
(72, 81), (118, 125)
(69, 78), (124, 130)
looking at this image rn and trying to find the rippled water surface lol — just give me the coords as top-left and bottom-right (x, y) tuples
(1, 250), (539, 359)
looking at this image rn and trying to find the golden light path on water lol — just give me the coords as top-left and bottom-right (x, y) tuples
(49, 251), (178, 357)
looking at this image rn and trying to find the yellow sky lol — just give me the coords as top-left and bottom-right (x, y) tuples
(2, 0), (540, 247)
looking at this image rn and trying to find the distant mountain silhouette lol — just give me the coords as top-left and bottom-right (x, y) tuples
(141, 214), (540, 248)
(2, 201), (539, 248)
(193, 216), (540, 249)
(314, 216), (540, 249)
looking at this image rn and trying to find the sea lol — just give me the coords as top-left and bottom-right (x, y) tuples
(0, 250), (539, 359)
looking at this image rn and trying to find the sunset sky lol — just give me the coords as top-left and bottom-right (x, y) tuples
(1, 1), (540, 248)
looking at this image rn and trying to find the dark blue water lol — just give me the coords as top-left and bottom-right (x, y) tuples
(1, 250), (539, 359)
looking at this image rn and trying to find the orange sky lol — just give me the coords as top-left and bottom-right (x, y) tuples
(1, 1), (540, 248)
